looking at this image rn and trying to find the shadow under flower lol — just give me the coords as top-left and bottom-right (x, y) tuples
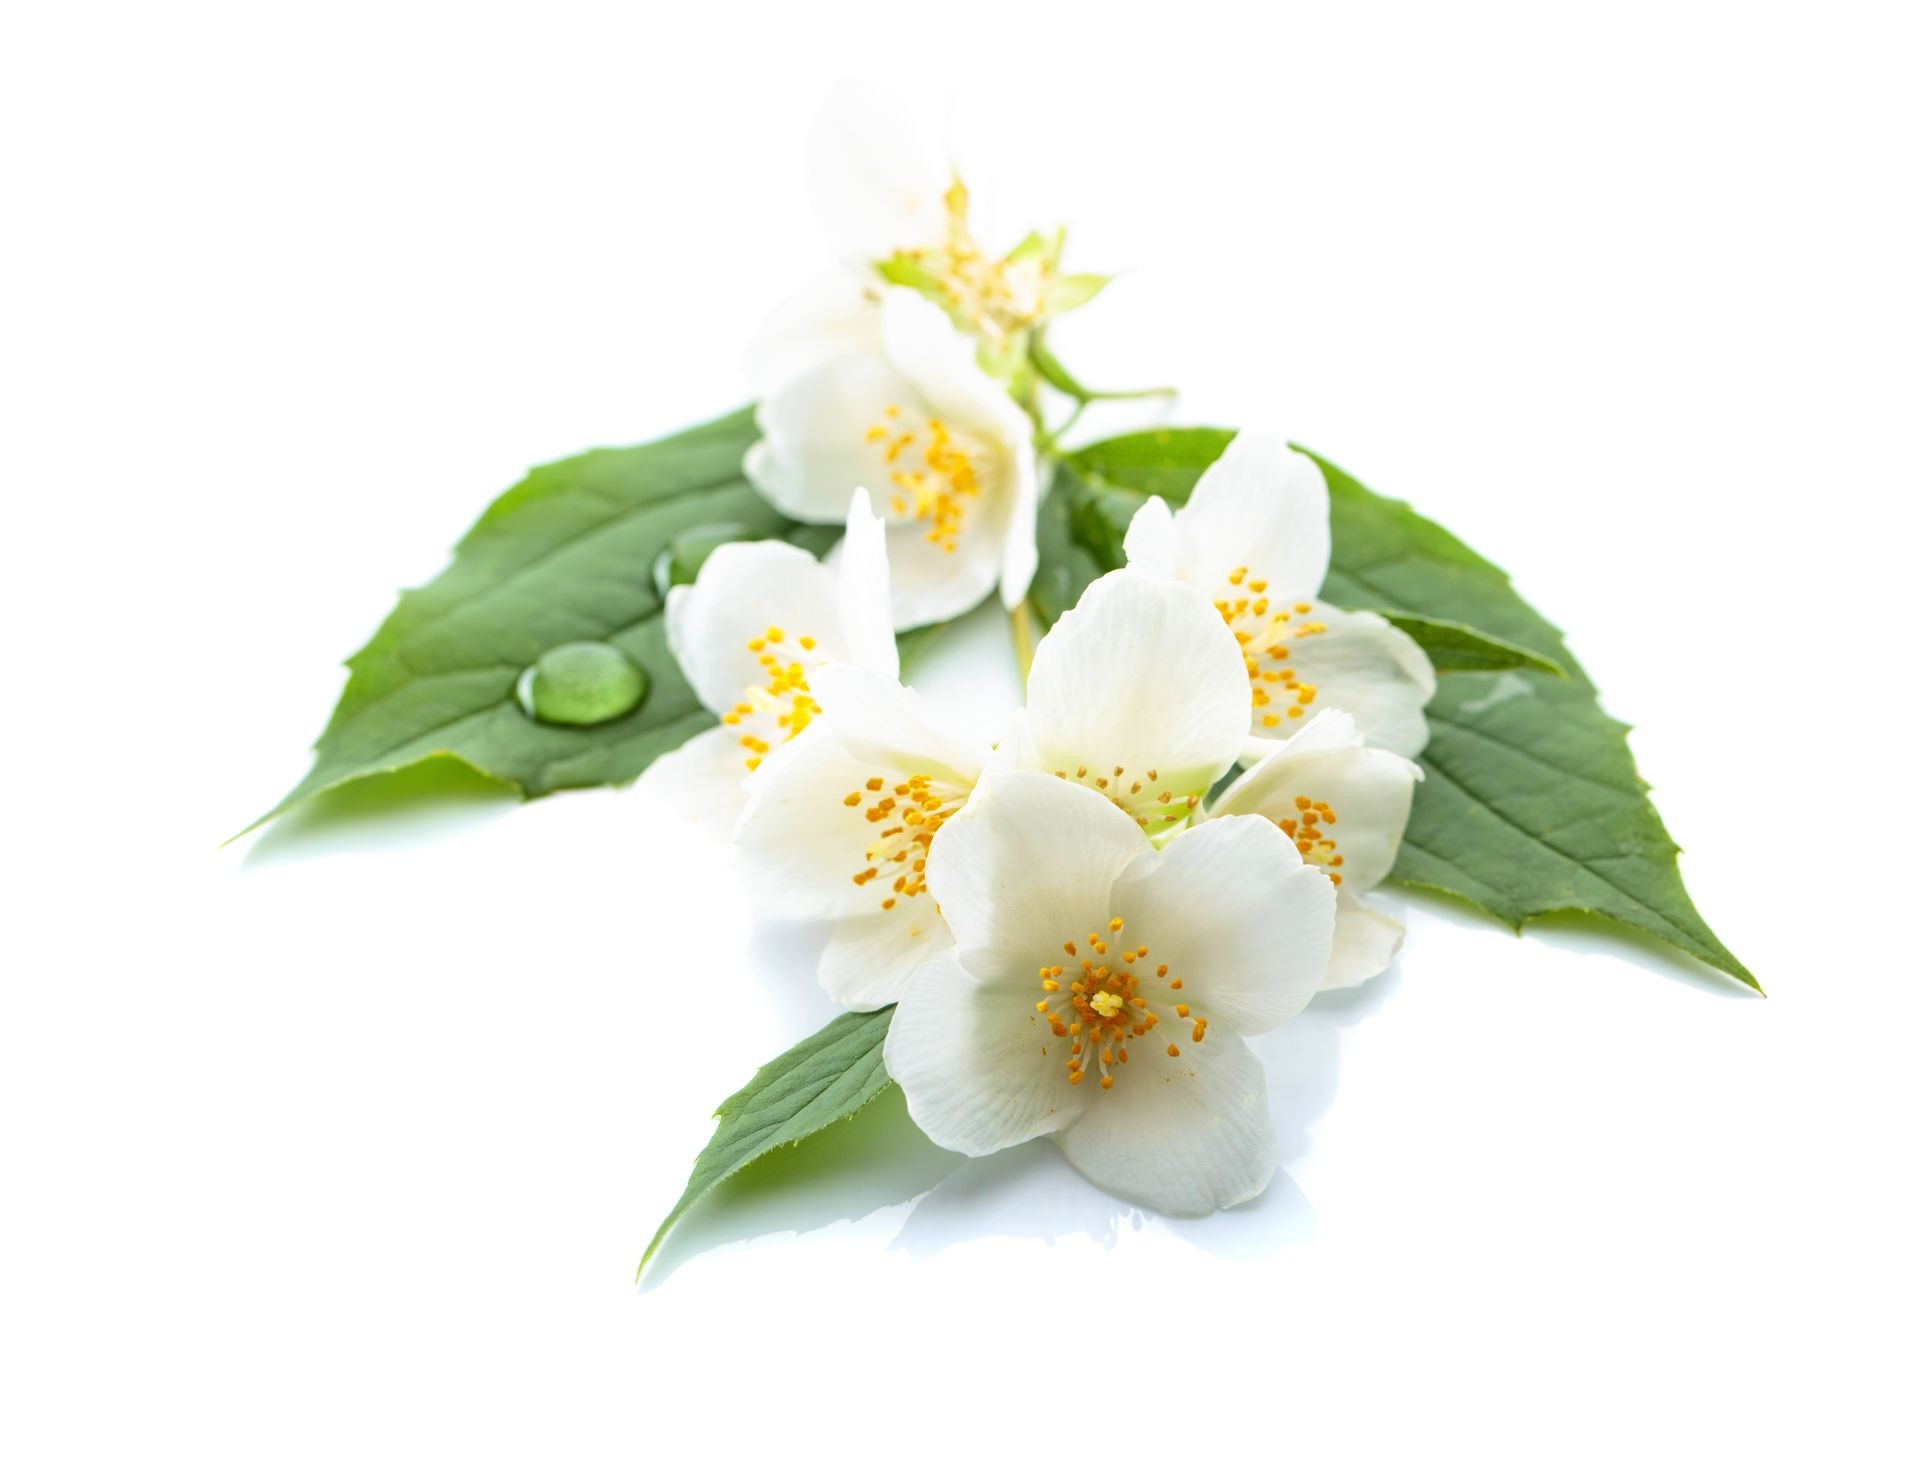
(743, 918), (844, 1039)
(640, 1086), (965, 1289)
(649, 958), (1403, 1283)
(891, 966), (1401, 1263)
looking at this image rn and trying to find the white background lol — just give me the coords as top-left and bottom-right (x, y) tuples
(5, 2), (1917, 1456)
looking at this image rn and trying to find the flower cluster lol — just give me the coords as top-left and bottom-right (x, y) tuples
(641, 87), (1436, 1217)
(649, 462), (1430, 1214)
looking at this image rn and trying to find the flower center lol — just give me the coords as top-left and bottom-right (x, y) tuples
(841, 773), (967, 910)
(863, 405), (983, 556)
(885, 179), (1050, 351)
(1277, 795), (1344, 885)
(1051, 763), (1201, 837)
(1033, 916), (1206, 1091)
(719, 624), (822, 773)
(1215, 566), (1327, 729)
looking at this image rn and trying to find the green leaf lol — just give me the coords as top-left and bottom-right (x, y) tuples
(252, 407), (829, 832)
(1374, 611), (1567, 677)
(875, 253), (946, 295)
(1004, 228), (1056, 265)
(1029, 333), (1095, 402)
(1029, 335), (1176, 410)
(641, 1006), (895, 1273)
(1044, 272), (1110, 315)
(1045, 429), (1753, 989)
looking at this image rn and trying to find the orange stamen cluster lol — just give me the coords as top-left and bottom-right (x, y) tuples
(1049, 763), (1198, 834)
(720, 624), (822, 772)
(1215, 567), (1327, 729)
(865, 405), (982, 555)
(842, 772), (964, 911)
(1278, 794), (1345, 886)
(1035, 916), (1204, 1091)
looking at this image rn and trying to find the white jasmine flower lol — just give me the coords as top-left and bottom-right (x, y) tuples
(736, 666), (986, 1009)
(751, 83), (1095, 392)
(1208, 710), (1421, 989)
(1008, 568), (1252, 841)
(745, 287), (1040, 630)
(638, 491), (896, 825)
(734, 568), (1250, 1007)
(884, 770), (1336, 1217)
(805, 80), (954, 269)
(1123, 433), (1438, 758)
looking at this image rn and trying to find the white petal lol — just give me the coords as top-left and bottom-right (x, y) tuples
(1213, 708), (1421, 893)
(818, 908), (955, 1010)
(885, 948), (1082, 1157)
(873, 293), (1037, 624)
(834, 489), (900, 678)
(1254, 604), (1437, 759)
(1121, 493), (1178, 579)
(734, 725), (885, 918)
(923, 771), (1146, 986)
(882, 509), (1006, 629)
(745, 268), (883, 395)
(664, 541), (845, 714)
(1023, 570), (1250, 825)
(1324, 888), (1404, 991)
(1054, 1030), (1278, 1217)
(808, 82), (952, 262)
(996, 448), (1041, 610)
(736, 706), (972, 922)
(879, 288), (1033, 448)
(630, 723), (749, 831)
(811, 666), (984, 785)
(746, 351), (920, 525)
(988, 705), (1040, 774)
(1107, 813), (1334, 1035)
(1174, 433), (1331, 600)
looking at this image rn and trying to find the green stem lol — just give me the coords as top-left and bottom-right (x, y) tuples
(1029, 330), (1176, 406)
(1009, 599), (1036, 681)
(1035, 398), (1087, 456)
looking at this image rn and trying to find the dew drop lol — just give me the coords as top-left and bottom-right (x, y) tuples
(652, 522), (751, 599)
(517, 641), (648, 727)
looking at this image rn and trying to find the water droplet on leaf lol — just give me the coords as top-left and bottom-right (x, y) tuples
(652, 522), (750, 599)
(517, 641), (648, 727)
